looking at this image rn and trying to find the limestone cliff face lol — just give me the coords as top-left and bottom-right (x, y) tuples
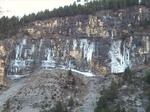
(0, 43), (7, 85)
(23, 15), (108, 39)
(1, 6), (150, 79)
(21, 6), (149, 39)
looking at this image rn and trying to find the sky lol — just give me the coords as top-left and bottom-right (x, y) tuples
(0, 0), (73, 18)
(0, 0), (142, 18)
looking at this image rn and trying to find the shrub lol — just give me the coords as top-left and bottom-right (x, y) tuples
(146, 104), (150, 112)
(51, 101), (68, 112)
(145, 71), (150, 85)
(123, 67), (134, 83)
(68, 97), (74, 107)
(68, 69), (72, 76)
(67, 69), (76, 86)
(143, 70), (150, 112)
(94, 80), (118, 112)
(94, 95), (110, 112)
(113, 104), (126, 112)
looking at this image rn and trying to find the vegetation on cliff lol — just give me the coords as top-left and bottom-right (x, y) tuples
(145, 71), (150, 84)
(144, 70), (150, 112)
(19, 0), (140, 23)
(94, 80), (125, 112)
(0, 16), (20, 39)
(0, 0), (150, 40)
(94, 68), (150, 112)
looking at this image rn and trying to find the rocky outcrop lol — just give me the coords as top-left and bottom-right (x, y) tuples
(3, 70), (89, 112)
(0, 44), (7, 85)
(20, 6), (149, 39)
(1, 67), (149, 112)
(0, 6), (149, 79)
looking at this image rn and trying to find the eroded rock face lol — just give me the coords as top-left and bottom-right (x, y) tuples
(7, 38), (110, 78)
(1, 6), (150, 78)
(20, 6), (149, 39)
(0, 59), (5, 85)
(0, 44), (6, 85)
(5, 35), (149, 78)
(23, 15), (111, 39)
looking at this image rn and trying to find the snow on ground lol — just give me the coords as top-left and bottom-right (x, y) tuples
(71, 69), (95, 77)
(59, 67), (95, 77)
(7, 74), (30, 80)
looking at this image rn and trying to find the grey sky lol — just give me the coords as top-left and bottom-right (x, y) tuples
(0, 0), (73, 18)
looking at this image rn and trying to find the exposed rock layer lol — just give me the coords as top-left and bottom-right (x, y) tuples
(0, 6), (150, 80)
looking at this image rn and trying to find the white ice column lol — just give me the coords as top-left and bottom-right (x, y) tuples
(73, 39), (77, 50)
(41, 48), (56, 69)
(87, 42), (95, 61)
(109, 40), (131, 73)
(80, 39), (94, 62)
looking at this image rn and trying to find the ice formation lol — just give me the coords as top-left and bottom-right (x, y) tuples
(109, 40), (131, 73)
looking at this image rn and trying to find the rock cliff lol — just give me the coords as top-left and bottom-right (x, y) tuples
(0, 5), (150, 80)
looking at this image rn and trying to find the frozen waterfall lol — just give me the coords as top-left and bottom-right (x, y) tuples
(79, 39), (94, 62)
(109, 40), (131, 73)
(8, 37), (138, 78)
(41, 48), (56, 69)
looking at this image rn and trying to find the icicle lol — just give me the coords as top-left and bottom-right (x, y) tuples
(22, 38), (27, 45)
(139, 0), (141, 4)
(15, 45), (20, 59)
(41, 48), (56, 69)
(39, 39), (43, 51)
(87, 42), (94, 61)
(73, 39), (77, 50)
(109, 40), (131, 73)
(31, 44), (35, 54)
(47, 48), (52, 61)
